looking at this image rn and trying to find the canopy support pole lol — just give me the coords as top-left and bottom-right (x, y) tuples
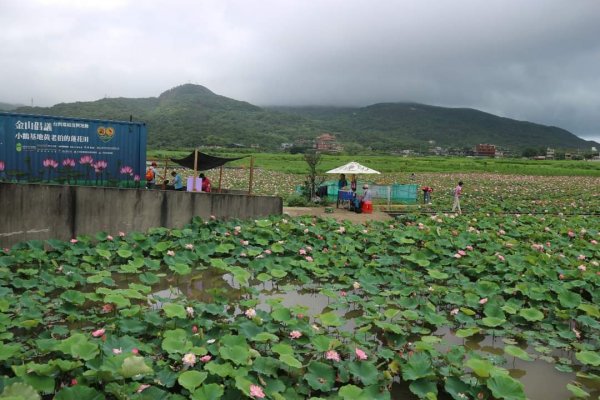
(162, 158), (169, 190)
(193, 149), (199, 192)
(248, 156), (254, 195)
(218, 166), (223, 193)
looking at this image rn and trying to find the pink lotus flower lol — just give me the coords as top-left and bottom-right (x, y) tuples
(62, 158), (76, 168)
(479, 298), (488, 305)
(454, 253), (462, 259)
(136, 384), (151, 393)
(131, 348), (139, 354)
(305, 256), (313, 262)
(578, 265), (586, 271)
(497, 254), (505, 262)
(70, 239), (78, 244)
(326, 350), (340, 362)
(185, 244), (194, 250)
(573, 328), (581, 339)
(289, 330), (302, 339)
(119, 231), (126, 237)
(92, 328), (105, 337)
(234, 226), (242, 232)
(43, 158), (59, 168)
(353, 281), (361, 290)
(591, 240), (598, 245)
(340, 291), (347, 297)
(166, 250), (175, 257)
(0, 160), (4, 171)
(70, 379), (77, 386)
(249, 384), (265, 398)
(299, 248), (307, 255)
(102, 304), (113, 313)
(355, 348), (368, 360)
(112, 348), (122, 355)
(466, 245), (474, 251)
(568, 230), (576, 238)
(264, 249), (272, 255)
(192, 325), (199, 334)
(450, 308), (459, 316)
(245, 308), (257, 318)
(241, 240), (249, 246)
(200, 355), (212, 362)
(186, 306), (194, 317)
(458, 250), (467, 256)
(182, 353), (197, 367)
(498, 229), (506, 235)
(80, 155), (94, 165)
(577, 254), (586, 260)
(106, 235), (113, 241)
(304, 228), (309, 234)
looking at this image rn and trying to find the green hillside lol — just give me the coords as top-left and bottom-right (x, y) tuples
(14, 84), (598, 152)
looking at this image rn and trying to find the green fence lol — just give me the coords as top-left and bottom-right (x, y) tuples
(303, 180), (418, 204)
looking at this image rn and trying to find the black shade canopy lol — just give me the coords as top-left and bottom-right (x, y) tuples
(170, 151), (245, 171)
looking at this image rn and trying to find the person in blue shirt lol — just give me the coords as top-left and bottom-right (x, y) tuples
(171, 171), (184, 191)
(338, 174), (348, 189)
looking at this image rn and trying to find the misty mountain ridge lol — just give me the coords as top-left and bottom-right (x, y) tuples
(12, 84), (598, 152)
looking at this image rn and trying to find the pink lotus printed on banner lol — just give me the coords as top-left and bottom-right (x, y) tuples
(79, 155), (93, 165)
(62, 158), (76, 168)
(0, 160), (5, 172)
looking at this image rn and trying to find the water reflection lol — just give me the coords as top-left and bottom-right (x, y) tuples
(143, 268), (600, 400)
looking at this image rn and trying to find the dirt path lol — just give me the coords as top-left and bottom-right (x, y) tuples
(283, 206), (393, 223)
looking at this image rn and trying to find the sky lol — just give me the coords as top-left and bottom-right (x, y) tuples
(1, 0), (600, 142)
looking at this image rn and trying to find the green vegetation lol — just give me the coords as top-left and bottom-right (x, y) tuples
(14, 84), (598, 152)
(0, 188), (598, 398)
(150, 150), (600, 177)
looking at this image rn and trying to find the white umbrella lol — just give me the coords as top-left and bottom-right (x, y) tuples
(326, 161), (380, 174)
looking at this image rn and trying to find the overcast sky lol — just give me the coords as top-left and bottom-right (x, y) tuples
(1, 0), (600, 141)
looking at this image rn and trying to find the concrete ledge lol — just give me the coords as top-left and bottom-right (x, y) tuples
(0, 183), (282, 247)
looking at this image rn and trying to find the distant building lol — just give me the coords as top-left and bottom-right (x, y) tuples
(546, 148), (555, 159)
(476, 144), (496, 157)
(315, 133), (342, 152)
(280, 142), (293, 150)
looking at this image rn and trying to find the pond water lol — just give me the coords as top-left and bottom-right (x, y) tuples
(145, 268), (599, 400)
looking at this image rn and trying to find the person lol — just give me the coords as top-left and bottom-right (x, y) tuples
(452, 181), (463, 214)
(410, 173), (416, 181)
(145, 162), (157, 189)
(200, 173), (211, 192)
(350, 174), (357, 192)
(421, 186), (433, 204)
(171, 170), (183, 191)
(352, 184), (372, 211)
(338, 174), (348, 189)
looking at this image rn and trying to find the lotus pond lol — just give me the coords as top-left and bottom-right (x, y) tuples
(0, 211), (599, 399)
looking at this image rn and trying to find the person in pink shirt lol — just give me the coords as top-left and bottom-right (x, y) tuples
(452, 181), (463, 214)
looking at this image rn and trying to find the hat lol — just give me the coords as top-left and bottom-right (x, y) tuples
(151, 162), (157, 167)
(363, 184), (369, 189)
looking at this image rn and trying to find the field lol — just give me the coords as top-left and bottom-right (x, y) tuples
(0, 158), (598, 399)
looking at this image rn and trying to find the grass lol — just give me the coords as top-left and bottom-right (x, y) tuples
(148, 149), (600, 177)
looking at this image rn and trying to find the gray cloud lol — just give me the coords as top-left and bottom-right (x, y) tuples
(1, 0), (599, 139)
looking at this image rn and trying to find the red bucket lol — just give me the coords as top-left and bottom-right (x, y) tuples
(361, 201), (373, 214)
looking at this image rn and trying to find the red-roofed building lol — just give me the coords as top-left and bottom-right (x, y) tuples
(315, 133), (342, 152)
(476, 144), (496, 157)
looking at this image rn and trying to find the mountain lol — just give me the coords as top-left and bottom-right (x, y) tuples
(13, 84), (598, 152)
(0, 101), (24, 111)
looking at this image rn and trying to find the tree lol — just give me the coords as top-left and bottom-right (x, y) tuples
(303, 151), (322, 200)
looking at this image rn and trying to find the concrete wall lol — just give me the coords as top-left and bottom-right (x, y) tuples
(0, 183), (282, 247)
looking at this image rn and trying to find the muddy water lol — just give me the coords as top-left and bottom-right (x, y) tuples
(146, 269), (600, 400)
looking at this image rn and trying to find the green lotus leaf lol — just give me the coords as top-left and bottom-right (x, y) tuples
(204, 361), (234, 377)
(348, 361), (379, 385)
(270, 269), (287, 278)
(139, 272), (160, 285)
(120, 355), (153, 378)
(104, 294), (130, 308)
(271, 308), (291, 322)
(116, 249), (132, 259)
(56, 334), (99, 360)
(256, 273), (272, 282)
(272, 343), (294, 356)
(557, 291), (582, 308)
(230, 266), (251, 285)
(161, 329), (192, 354)
(252, 332), (279, 343)
(191, 383), (224, 400)
(504, 345), (532, 361)
(60, 290), (86, 305)
(428, 269), (448, 280)
(456, 327), (480, 338)
(481, 317), (506, 327)
(409, 378), (438, 398)
(54, 385), (105, 400)
(578, 304), (600, 318)
(169, 263), (191, 275)
(1, 383), (41, 400)
(566, 383), (590, 398)
(219, 335), (249, 365)
(304, 361), (335, 391)
(575, 351), (600, 366)
(519, 308), (544, 321)
(279, 354), (302, 369)
(95, 249), (111, 259)
(178, 370), (207, 392)
(444, 376), (471, 399)
(163, 303), (187, 319)
(402, 352), (434, 381)
(402, 252), (431, 267)
(339, 384), (363, 399)
(317, 311), (343, 327)
(466, 358), (494, 378)
(486, 374), (526, 400)
(0, 342), (21, 361)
